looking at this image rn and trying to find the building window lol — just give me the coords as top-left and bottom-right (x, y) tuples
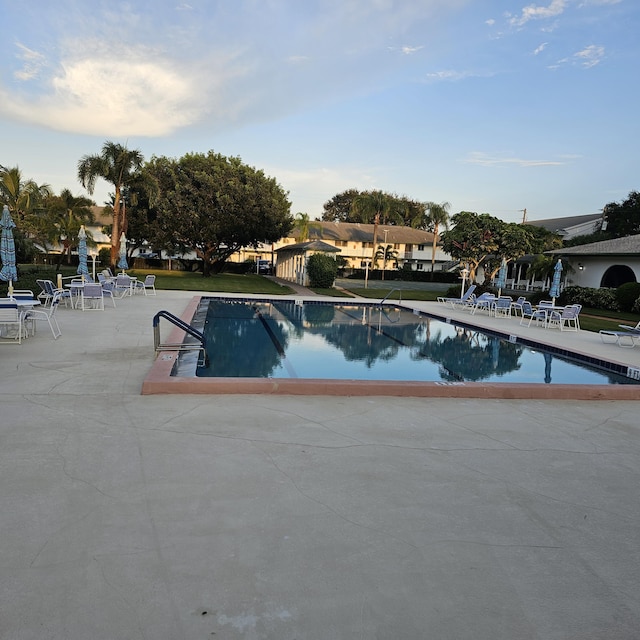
(417, 244), (425, 251)
(405, 244), (413, 251)
(335, 240), (347, 247)
(417, 263), (424, 270)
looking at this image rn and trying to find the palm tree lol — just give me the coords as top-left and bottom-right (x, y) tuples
(77, 141), (144, 268)
(293, 212), (321, 241)
(374, 244), (399, 279)
(351, 191), (403, 287)
(425, 201), (451, 274)
(46, 189), (95, 264)
(0, 165), (52, 219)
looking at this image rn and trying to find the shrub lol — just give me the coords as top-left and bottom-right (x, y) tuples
(560, 286), (620, 311)
(615, 282), (640, 312)
(307, 253), (338, 288)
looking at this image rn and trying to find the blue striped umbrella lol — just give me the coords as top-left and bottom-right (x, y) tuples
(77, 225), (90, 279)
(495, 258), (507, 297)
(117, 231), (129, 272)
(549, 258), (563, 304)
(0, 205), (18, 291)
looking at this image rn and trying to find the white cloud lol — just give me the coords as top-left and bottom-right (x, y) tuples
(1, 40), (247, 136)
(533, 42), (548, 55)
(574, 44), (605, 67)
(485, 18), (496, 26)
(463, 152), (567, 167)
(549, 44), (605, 69)
(509, 0), (567, 27)
(401, 45), (424, 55)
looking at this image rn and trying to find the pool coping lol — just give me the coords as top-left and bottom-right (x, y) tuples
(141, 296), (640, 399)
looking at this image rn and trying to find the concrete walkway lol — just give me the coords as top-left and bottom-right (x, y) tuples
(1, 290), (639, 639)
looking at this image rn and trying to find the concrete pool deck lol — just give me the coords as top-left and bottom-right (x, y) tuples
(1, 289), (639, 639)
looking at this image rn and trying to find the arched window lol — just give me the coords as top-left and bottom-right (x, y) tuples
(600, 265), (637, 288)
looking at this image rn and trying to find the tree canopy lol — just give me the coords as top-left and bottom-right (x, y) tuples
(322, 189), (425, 227)
(147, 151), (292, 275)
(440, 211), (536, 282)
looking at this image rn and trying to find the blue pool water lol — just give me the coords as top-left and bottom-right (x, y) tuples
(194, 299), (637, 385)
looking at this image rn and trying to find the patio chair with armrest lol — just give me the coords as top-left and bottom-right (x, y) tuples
(470, 293), (496, 315)
(494, 296), (513, 318)
(36, 279), (52, 306)
(114, 275), (134, 298)
(135, 275), (156, 296)
(0, 301), (26, 344)
(548, 304), (581, 331)
(80, 283), (104, 311)
(519, 301), (547, 327)
(24, 290), (62, 339)
(100, 280), (117, 308)
(511, 296), (527, 316)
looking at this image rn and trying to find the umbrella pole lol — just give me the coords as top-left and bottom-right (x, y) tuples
(8, 280), (13, 296)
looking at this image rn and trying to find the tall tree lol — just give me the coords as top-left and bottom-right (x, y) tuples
(351, 190), (403, 287)
(425, 201), (450, 274)
(148, 151), (292, 276)
(77, 141), (144, 267)
(602, 190), (640, 237)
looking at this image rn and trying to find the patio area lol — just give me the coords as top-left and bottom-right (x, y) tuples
(1, 290), (639, 639)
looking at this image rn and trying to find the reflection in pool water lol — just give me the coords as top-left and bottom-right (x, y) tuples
(196, 300), (636, 386)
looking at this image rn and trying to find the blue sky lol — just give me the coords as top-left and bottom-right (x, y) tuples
(1, 0), (638, 224)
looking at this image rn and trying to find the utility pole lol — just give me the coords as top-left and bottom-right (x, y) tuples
(519, 208), (527, 224)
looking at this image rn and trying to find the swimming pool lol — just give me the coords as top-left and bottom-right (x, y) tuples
(142, 297), (640, 398)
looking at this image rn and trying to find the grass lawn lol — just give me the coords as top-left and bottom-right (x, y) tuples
(343, 287), (442, 302)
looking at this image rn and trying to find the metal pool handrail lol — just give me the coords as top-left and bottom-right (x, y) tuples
(153, 310), (209, 367)
(379, 288), (402, 306)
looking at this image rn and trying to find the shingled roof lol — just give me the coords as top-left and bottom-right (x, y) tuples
(549, 234), (640, 255)
(292, 221), (434, 243)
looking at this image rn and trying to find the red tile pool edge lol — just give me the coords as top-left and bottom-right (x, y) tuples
(141, 296), (640, 400)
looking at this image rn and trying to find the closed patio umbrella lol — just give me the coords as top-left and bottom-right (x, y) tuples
(0, 204), (18, 295)
(549, 258), (563, 305)
(77, 225), (90, 280)
(495, 258), (507, 297)
(117, 231), (128, 273)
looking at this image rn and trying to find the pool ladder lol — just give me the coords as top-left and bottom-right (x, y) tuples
(153, 310), (209, 367)
(379, 288), (402, 306)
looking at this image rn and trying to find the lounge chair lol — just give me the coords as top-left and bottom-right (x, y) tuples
(24, 290), (62, 339)
(437, 284), (476, 309)
(618, 321), (640, 333)
(599, 329), (640, 348)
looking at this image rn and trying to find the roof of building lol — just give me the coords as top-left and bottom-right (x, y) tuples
(526, 213), (602, 235)
(276, 240), (340, 254)
(291, 221), (434, 243)
(548, 233), (640, 255)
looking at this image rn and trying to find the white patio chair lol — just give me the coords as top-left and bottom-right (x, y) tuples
(0, 301), (26, 344)
(494, 296), (513, 318)
(519, 301), (547, 327)
(548, 304), (581, 331)
(114, 275), (134, 298)
(135, 275), (156, 296)
(80, 283), (104, 311)
(511, 296), (527, 316)
(36, 279), (52, 306)
(470, 293), (495, 315)
(101, 281), (117, 308)
(24, 291), (62, 339)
